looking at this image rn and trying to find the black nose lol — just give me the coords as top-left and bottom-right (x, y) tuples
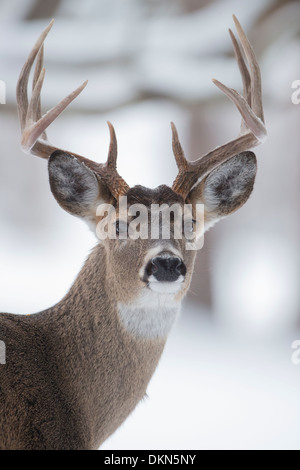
(146, 256), (186, 282)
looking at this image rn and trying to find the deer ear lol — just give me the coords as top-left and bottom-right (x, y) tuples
(48, 150), (112, 224)
(187, 151), (257, 231)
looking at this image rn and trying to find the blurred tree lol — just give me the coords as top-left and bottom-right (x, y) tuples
(26, 0), (62, 19)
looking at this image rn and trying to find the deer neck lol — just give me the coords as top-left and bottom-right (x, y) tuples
(54, 243), (181, 338)
(41, 243), (180, 448)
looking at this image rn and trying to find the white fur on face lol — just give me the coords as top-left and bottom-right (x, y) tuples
(147, 275), (184, 294)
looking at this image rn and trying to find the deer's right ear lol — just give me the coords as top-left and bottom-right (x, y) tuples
(48, 150), (112, 224)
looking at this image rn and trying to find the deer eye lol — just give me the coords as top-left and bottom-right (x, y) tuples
(183, 219), (196, 234)
(115, 220), (128, 237)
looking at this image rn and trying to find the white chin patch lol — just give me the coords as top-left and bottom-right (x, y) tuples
(147, 276), (184, 294)
(117, 275), (184, 338)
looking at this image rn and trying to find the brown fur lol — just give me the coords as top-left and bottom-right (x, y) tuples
(0, 150), (257, 450)
(0, 245), (165, 450)
(3, 16), (264, 449)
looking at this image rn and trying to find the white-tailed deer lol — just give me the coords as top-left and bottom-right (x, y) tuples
(0, 15), (266, 450)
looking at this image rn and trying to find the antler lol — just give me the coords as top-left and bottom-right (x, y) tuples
(16, 19), (129, 199)
(171, 15), (267, 199)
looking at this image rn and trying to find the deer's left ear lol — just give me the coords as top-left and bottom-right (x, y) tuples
(187, 151), (257, 231)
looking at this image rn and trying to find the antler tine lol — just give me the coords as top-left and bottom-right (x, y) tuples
(171, 16), (267, 199)
(17, 19), (54, 132)
(25, 66), (46, 134)
(31, 44), (46, 140)
(96, 121), (130, 198)
(22, 79), (88, 153)
(106, 121), (118, 169)
(211, 79), (266, 141)
(17, 21), (130, 199)
(228, 27), (250, 135)
(17, 18), (89, 155)
(211, 16), (265, 141)
(232, 14), (264, 124)
(228, 28), (251, 107)
(171, 122), (188, 171)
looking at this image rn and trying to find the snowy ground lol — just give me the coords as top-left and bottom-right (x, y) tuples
(0, 0), (299, 450)
(0, 101), (299, 450)
(1, 218), (299, 450)
(101, 300), (300, 450)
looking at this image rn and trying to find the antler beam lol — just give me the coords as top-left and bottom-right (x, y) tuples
(171, 14), (267, 199)
(16, 19), (129, 199)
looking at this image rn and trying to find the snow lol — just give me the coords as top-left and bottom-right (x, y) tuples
(101, 302), (300, 450)
(0, 0), (299, 451)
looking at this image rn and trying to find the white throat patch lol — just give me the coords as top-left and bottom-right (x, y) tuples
(118, 287), (181, 339)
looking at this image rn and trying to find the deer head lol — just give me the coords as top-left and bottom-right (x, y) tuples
(16, 16), (266, 325)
